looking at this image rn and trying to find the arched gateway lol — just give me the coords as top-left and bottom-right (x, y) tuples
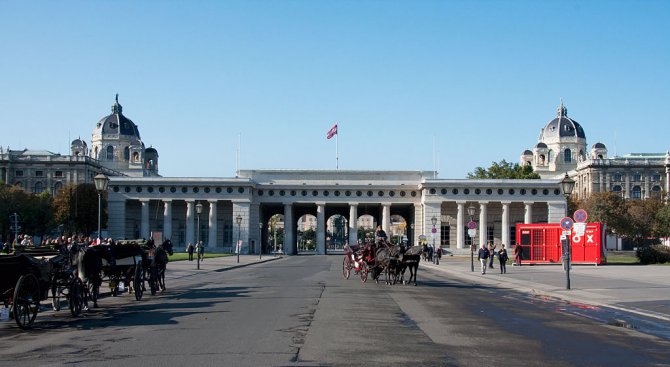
(106, 170), (568, 255)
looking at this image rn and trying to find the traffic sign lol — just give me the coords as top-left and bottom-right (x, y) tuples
(560, 217), (574, 230)
(467, 229), (477, 237)
(467, 220), (477, 230)
(573, 209), (588, 223)
(573, 222), (586, 235)
(431, 228), (437, 233)
(562, 230), (571, 236)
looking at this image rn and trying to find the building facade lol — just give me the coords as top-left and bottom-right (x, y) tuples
(521, 102), (670, 200)
(0, 95), (160, 194)
(106, 170), (567, 254)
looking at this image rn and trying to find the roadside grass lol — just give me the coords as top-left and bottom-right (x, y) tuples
(169, 253), (232, 261)
(606, 251), (639, 265)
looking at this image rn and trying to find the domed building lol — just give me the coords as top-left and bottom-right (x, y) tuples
(90, 95), (159, 177)
(520, 101), (587, 177)
(521, 102), (669, 207)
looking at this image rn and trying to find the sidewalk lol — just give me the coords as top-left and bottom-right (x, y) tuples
(422, 256), (670, 322)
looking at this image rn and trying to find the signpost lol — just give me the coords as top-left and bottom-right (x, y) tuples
(468, 222), (477, 272)
(560, 216), (574, 290)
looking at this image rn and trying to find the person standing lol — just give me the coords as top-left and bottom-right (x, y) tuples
(488, 242), (496, 269)
(514, 243), (523, 266)
(477, 243), (489, 275)
(498, 244), (509, 274)
(435, 245), (442, 265)
(198, 240), (205, 261)
(187, 242), (194, 261)
(374, 225), (387, 243)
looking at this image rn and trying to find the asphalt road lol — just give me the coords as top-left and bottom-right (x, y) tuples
(1, 256), (670, 367)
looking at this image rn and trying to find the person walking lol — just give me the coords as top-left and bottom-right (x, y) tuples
(488, 242), (496, 269)
(197, 240), (205, 261)
(187, 242), (194, 261)
(498, 244), (509, 274)
(514, 243), (523, 266)
(435, 245), (442, 265)
(477, 243), (489, 275)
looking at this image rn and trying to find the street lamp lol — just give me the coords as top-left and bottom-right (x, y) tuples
(195, 202), (203, 270)
(467, 204), (476, 272)
(561, 172), (576, 289)
(93, 173), (109, 245)
(431, 217), (437, 264)
(259, 222), (263, 260)
(236, 214), (242, 263)
(409, 223), (414, 246)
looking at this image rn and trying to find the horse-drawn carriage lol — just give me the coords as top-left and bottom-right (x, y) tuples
(78, 238), (173, 304)
(343, 240), (422, 285)
(0, 247), (87, 329)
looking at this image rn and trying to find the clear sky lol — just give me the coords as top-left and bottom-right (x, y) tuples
(1, 1), (668, 179)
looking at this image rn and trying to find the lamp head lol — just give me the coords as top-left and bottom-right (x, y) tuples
(195, 202), (203, 214)
(94, 173), (109, 192)
(561, 172), (576, 198)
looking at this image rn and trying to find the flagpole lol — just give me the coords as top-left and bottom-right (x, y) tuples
(336, 127), (339, 170)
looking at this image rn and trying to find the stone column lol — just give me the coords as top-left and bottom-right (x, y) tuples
(456, 201), (465, 249)
(140, 199), (150, 239)
(208, 200), (218, 247)
(163, 200), (172, 241)
(186, 201), (195, 247)
(524, 202), (533, 224)
(644, 176), (650, 200)
(284, 203), (295, 255)
(625, 175), (631, 199)
(382, 203), (391, 234)
(107, 198), (126, 240)
(316, 203), (326, 255)
(232, 201), (250, 253)
(348, 203), (358, 246)
(501, 201), (511, 247)
(479, 201), (488, 246)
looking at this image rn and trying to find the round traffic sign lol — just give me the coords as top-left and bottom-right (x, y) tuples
(431, 228), (437, 233)
(467, 220), (477, 229)
(560, 217), (574, 230)
(573, 209), (588, 223)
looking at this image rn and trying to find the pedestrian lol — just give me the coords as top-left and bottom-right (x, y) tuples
(498, 244), (509, 274)
(488, 242), (496, 269)
(477, 243), (489, 275)
(197, 240), (205, 261)
(435, 245), (442, 265)
(374, 225), (387, 243)
(187, 242), (194, 261)
(514, 243), (523, 266)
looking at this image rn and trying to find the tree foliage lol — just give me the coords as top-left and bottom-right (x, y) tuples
(467, 160), (540, 179)
(52, 183), (106, 236)
(0, 185), (55, 242)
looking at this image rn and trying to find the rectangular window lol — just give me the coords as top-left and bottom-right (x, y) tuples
(613, 174), (622, 182)
(440, 225), (450, 247)
(35, 170), (44, 177)
(652, 174), (661, 182)
(633, 174), (641, 182)
(55, 171), (63, 178)
(15, 170), (23, 177)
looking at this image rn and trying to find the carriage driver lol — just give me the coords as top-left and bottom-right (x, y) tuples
(374, 225), (387, 243)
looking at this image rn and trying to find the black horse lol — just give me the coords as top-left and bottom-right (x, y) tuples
(150, 239), (173, 292)
(371, 242), (403, 285)
(399, 245), (422, 286)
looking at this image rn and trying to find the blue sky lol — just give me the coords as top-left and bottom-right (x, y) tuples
(1, 0), (668, 178)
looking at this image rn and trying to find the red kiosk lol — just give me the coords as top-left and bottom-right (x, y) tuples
(515, 221), (606, 265)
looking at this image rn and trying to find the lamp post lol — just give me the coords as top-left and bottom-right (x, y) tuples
(93, 173), (109, 245)
(236, 214), (242, 263)
(467, 204), (476, 272)
(259, 222), (263, 260)
(410, 223), (414, 246)
(195, 202), (203, 270)
(561, 172), (576, 290)
(431, 217), (437, 264)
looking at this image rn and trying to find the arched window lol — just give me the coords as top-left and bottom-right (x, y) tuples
(132, 152), (140, 163)
(539, 155), (545, 165)
(597, 154), (603, 159)
(124, 147), (130, 160)
(631, 185), (642, 199)
(34, 181), (43, 194)
(564, 149), (572, 163)
(94, 146), (99, 160)
(106, 146), (114, 160)
(548, 150), (553, 163)
(651, 186), (662, 199)
(612, 185), (622, 195)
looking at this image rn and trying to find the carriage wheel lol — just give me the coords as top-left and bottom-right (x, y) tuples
(13, 274), (40, 329)
(359, 262), (368, 283)
(342, 256), (351, 279)
(69, 278), (84, 317)
(133, 265), (144, 301)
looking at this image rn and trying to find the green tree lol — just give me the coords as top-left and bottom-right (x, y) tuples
(467, 160), (540, 179)
(0, 184), (55, 242)
(579, 192), (629, 235)
(53, 183), (105, 236)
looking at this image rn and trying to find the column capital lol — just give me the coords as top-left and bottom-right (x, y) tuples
(139, 198), (151, 203)
(315, 202), (326, 207)
(523, 201), (535, 206)
(456, 201), (467, 205)
(208, 199), (218, 204)
(478, 201), (490, 205)
(162, 199), (173, 203)
(500, 201), (512, 205)
(348, 202), (359, 207)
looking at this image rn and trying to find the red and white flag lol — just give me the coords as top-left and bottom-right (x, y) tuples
(326, 123), (338, 139)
